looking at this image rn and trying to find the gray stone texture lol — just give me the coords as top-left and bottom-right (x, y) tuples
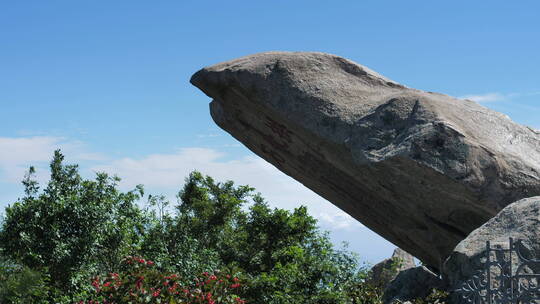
(443, 196), (540, 292)
(382, 266), (444, 304)
(368, 248), (416, 290)
(191, 52), (540, 268)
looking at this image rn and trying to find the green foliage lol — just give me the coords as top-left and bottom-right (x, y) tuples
(410, 289), (449, 304)
(0, 150), (147, 300)
(0, 151), (396, 303)
(164, 172), (366, 303)
(0, 257), (50, 304)
(345, 282), (384, 304)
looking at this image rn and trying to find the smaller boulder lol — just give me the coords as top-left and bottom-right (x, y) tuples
(443, 196), (540, 302)
(368, 248), (416, 290)
(443, 196), (540, 286)
(383, 266), (444, 304)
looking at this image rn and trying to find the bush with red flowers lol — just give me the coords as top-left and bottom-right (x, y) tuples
(83, 256), (246, 304)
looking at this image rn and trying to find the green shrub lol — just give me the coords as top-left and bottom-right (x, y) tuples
(344, 280), (384, 304)
(410, 289), (449, 304)
(0, 259), (50, 304)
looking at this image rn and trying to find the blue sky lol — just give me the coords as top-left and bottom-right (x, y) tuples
(1, 1), (539, 264)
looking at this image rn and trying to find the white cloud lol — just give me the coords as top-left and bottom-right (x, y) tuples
(0, 136), (65, 183)
(196, 133), (221, 138)
(0, 137), (362, 230)
(91, 147), (361, 230)
(0, 136), (106, 183)
(0, 136), (64, 166)
(460, 91), (540, 104)
(460, 93), (506, 103)
(317, 211), (363, 231)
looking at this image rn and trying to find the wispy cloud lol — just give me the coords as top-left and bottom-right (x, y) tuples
(0, 136), (361, 230)
(196, 133), (221, 138)
(317, 211), (363, 231)
(460, 93), (507, 103)
(92, 148), (360, 230)
(0, 136), (106, 183)
(460, 91), (540, 104)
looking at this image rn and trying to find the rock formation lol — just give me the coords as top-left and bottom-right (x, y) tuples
(443, 196), (540, 295)
(368, 248), (416, 290)
(190, 51), (540, 268)
(382, 266), (444, 304)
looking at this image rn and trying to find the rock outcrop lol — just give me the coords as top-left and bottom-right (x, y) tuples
(443, 196), (540, 295)
(191, 51), (540, 268)
(368, 248), (416, 290)
(382, 266), (445, 304)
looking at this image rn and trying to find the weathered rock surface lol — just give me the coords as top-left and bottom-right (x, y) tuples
(190, 51), (540, 268)
(383, 266), (444, 304)
(443, 196), (540, 294)
(368, 248), (416, 290)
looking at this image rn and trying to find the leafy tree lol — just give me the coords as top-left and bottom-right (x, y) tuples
(0, 255), (51, 304)
(146, 171), (367, 303)
(0, 150), (147, 301)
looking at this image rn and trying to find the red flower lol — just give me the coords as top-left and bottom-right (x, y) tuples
(91, 278), (101, 292)
(135, 276), (144, 290)
(235, 297), (246, 304)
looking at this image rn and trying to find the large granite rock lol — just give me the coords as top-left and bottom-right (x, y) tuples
(190, 52), (540, 268)
(368, 248), (416, 290)
(443, 196), (540, 297)
(383, 266), (445, 304)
